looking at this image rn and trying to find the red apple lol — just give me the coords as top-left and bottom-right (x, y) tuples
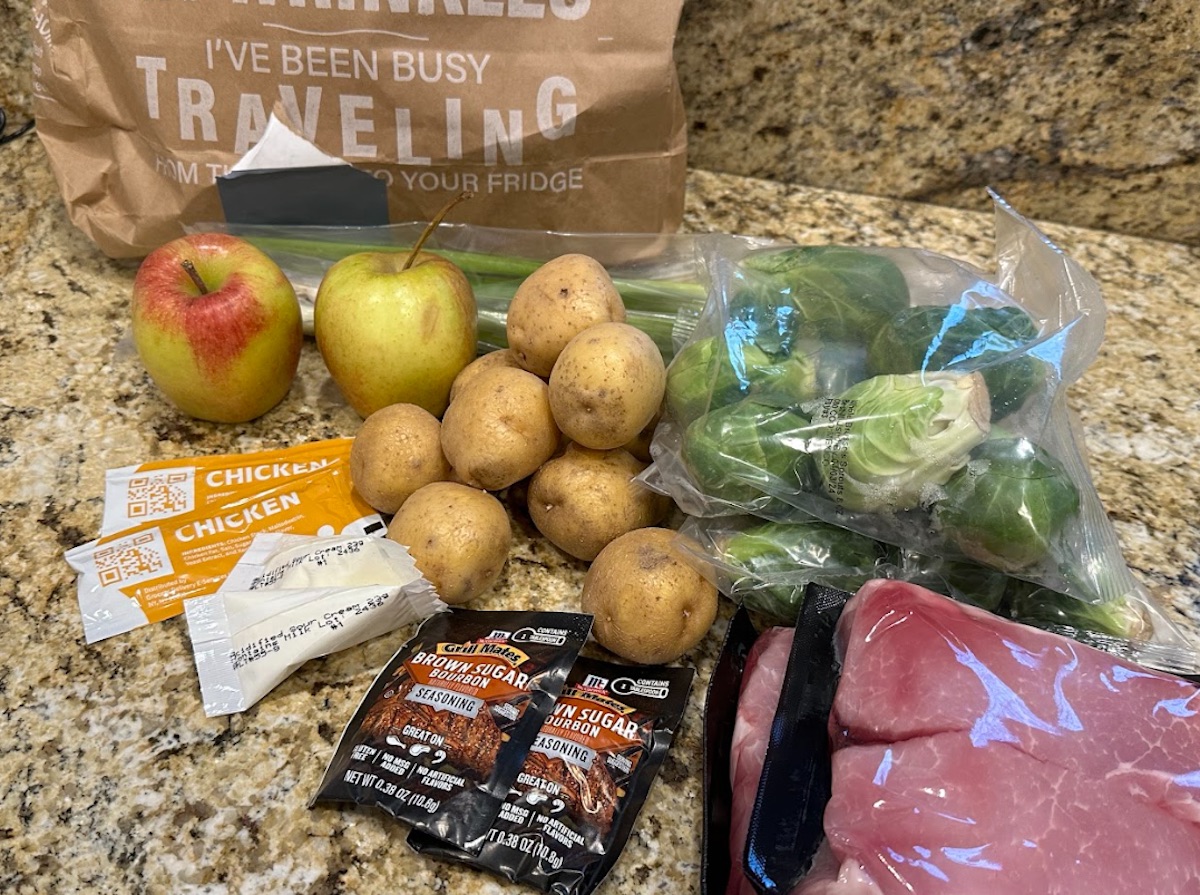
(132, 232), (303, 423)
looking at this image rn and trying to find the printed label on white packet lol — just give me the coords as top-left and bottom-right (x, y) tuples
(186, 533), (446, 717)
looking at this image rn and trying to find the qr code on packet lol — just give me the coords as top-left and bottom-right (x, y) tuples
(125, 471), (192, 520)
(94, 530), (172, 587)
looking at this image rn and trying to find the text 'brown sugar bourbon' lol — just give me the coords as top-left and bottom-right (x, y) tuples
(311, 609), (592, 851)
(409, 655), (695, 894)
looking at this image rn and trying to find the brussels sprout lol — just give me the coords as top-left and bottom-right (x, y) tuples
(811, 372), (991, 514)
(739, 246), (911, 343)
(724, 285), (806, 357)
(724, 518), (885, 580)
(892, 549), (1010, 613)
(720, 513), (883, 583)
(935, 437), (1080, 572)
(867, 305), (1046, 419)
(666, 335), (754, 424)
(666, 334), (818, 426)
(1005, 581), (1150, 641)
(681, 398), (814, 505)
(753, 351), (819, 404)
(722, 518), (885, 622)
(807, 340), (870, 397)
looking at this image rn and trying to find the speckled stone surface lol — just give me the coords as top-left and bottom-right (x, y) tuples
(674, 0), (1200, 246)
(5, 123), (1200, 892)
(4, 1), (1200, 246)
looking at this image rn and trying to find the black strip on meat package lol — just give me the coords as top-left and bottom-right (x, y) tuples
(409, 655), (695, 895)
(743, 584), (852, 894)
(310, 609), (593, 852)
(705, 586), (854, 895)
(701, 606), (761, 895)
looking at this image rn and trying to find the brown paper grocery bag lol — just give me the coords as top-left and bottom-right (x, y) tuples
(30, 1), (688, 258)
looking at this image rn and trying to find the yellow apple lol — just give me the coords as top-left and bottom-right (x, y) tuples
(314, 249), (478, 419)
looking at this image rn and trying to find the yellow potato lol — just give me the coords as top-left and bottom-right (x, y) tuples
(349, 402), (451, 514)
(581, 527), (718, 665)
(506, 254), (626, 377)
(440, 365), (561, 491)
(528, 444), (672, 561)
(386, 481), (511, 605)
(449, 348), (525, 403)
(549, 322), (667, 450)
(621, 404), (663, 463)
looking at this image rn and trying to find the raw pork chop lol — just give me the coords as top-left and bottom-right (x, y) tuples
(810, 579), (1200, 894)
(726, 625), (794, 895)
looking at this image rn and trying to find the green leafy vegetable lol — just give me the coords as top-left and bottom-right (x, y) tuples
(721, 518), (885, 622)
(723, 285), (807, 357)
(739, 246), (911, 342)
(811, 372), (991, 514)
(891, 549), (1011, 613)
(867, 304), (1046, 419)
(1005, 582), (1150, 641)
(665, 334), (818, 426)
(680, 398), (814, 505)
(935, 437), (1080, 572)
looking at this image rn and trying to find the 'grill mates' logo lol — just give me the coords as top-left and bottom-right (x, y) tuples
(437, 639), (528, 666)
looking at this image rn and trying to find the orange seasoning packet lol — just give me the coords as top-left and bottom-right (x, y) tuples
(99, 438), (353, 534)
(67, 458), (383, 643)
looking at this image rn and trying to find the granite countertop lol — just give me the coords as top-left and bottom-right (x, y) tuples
(4, 133), (1200, 893)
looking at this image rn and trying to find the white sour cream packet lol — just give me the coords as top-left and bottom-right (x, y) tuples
(185, 533), (446, 716)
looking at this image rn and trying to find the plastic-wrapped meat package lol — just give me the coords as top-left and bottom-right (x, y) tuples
(806, 579), (1200, 894)
(726, 626), (794, 895)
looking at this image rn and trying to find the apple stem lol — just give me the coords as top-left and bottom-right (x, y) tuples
(403, 190), (475, 271)
(181, 259), (209, 295)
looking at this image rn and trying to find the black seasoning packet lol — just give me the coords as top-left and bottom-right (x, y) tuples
(409, 655), (695, 895)
(310, 609), (593, 852)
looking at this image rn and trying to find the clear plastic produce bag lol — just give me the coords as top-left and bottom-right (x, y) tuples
(648, 196), (1199, 673)
(678, 513), (1151, 648)
(195, 220), (776, 357)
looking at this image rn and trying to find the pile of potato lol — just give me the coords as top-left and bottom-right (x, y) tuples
(348, 253), (717, 665)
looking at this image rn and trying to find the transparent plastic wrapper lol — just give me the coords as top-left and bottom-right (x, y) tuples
(679, 515), (890, 624)
(647, 196), (1198, 673)
(193, 220), (778, 356)
(708, 579), (1200, 895)
(679, 515), (1150, 643)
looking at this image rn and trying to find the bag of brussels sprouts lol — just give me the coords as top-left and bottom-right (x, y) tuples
(677, 515), (1150, 646)
(677, 515), (889, 624)
(646, 196), (1199, 674)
